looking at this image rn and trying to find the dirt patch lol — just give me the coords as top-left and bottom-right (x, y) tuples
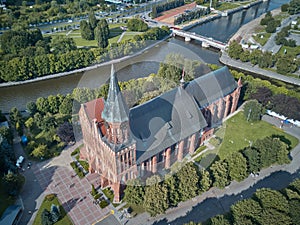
(154, 2), (197, 25)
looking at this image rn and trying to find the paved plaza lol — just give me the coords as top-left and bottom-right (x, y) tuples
(34, 164), (111, 225)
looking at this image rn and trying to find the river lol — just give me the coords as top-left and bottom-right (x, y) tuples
(0, 0), (290, 113)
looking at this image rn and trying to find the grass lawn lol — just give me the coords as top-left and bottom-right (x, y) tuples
(252, 32), (271, 46)
(217, 2), (240, 11)
(33, 195), (72, 225)
(215, 112), (298, 160)
(278, 45), (300, 57)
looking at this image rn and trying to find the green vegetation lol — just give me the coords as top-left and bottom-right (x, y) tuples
(216, 112), (298, 160)
(70, 161), (85, 178)
(0, 26), (170, 83)
(227, 40), (300, 75)
(278, 45), (300, 56)
(252, 33), (271, 46)
(33, 194), (72, 225)
(217, 2), (239, 11)
(78, 160), (89, 171)
(0, 177), (16, 217)
(102, 188), (114, 203)
(188, 178), (300, 225)
(71, 146), (81, 156)
(174, 7), (210, 25)
(151, 0), (184, 18)
(99, 200), (109, 208)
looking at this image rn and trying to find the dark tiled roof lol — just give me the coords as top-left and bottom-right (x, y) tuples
(102, 65), (129, 123)
(130, 87), (207, 163)
(185, 66), (237, 108)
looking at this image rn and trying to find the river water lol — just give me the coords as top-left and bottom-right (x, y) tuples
(0, 0), (290, 112)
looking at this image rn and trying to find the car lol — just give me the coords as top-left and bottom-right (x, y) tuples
(16, 156), (24, 168)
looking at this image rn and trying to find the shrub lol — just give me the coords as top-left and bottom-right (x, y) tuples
(94, 193), (103, 200)
(45, 194), (56, 202)
(99, 200), (109, 208)
(71, 147), (80, 156)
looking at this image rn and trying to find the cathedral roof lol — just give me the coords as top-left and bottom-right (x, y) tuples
(185, 66), (238, 108)
(130, 86), (207, 163)
(101, 64), (129, 123)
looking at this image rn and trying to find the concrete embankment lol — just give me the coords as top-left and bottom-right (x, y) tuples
(219, 51), (300, 86)
(181, 0), (263, 31)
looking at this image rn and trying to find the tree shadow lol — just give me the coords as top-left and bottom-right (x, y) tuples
(61, 197), (80, 213)
(152, 169), (300, 225)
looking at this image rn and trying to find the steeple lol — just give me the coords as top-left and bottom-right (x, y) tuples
(102, 64), (129, 123)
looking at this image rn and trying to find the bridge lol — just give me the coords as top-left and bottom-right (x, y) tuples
(172, 29), (227, 51)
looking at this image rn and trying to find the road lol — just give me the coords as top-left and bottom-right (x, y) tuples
(126, 115), (300, 225)
(262, 13), (300, 54)
(219, 51), (300, 86)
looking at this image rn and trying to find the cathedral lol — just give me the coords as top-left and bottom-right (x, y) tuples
(79, 65), (242, 202)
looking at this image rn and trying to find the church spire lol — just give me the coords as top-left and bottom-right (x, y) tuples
(102, 64), (129, 123)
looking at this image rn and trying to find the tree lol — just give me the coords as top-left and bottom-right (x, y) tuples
(176, 163), (200, 201)
(50, 204), (60, 223)
(199, 169), (211, 192)
(127, 18), (148, 32)
(88, 11), (98, 29)
(31, 144), (48, 159)
(250, 86), (272, 106)
(41, 209), (53, 225)
(59, 95), (73, 115)
(48, 95), (60, 114)
(266, 19), (279, 33)
(276, 55), (298, 75)
(210, 215), (231, 225)
(164, 175), (180, 207)
(210, 160), (230, 189)
(36, 97), (50, 114)
(56, 121), (75, 143)
(91, 184), (97, 196)
(288, 0), (300, 14)
(226, 152), (248, 182)
(231, 199), (262, 225)
(143, 179), (168, 216)
(94, 21), (108, 48)
(123, 179), (145, 205)
(243, 100), (262, 122)
(228, 40), (243, 60)
(50, 36), (76, 54)
(3, 172), (24, 196)
(80, 20), (94, 40)
(26, 101), (37, 116)
(243, 147), (261, 173)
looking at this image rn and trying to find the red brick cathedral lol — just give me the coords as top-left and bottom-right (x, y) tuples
(79, 65), (242, 202)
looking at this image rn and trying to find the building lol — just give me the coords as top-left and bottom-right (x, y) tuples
(79, 65), (242, 202)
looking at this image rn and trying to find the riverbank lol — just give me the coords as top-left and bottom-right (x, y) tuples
(0, 35), (171, 88)
(179, 0), (263, 31)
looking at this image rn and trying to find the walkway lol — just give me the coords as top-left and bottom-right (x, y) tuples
(126, 115), (300, 225)
(18, 141), (112, 225)
(219, 51), (300, 86)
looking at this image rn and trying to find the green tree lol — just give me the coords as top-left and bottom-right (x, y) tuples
(226, 152), (248, 182)
(94, 20), (108, 48)
(143, 179), (168, 216)
(80, 20), (94, 40)
(164, 175), (180, 207)
(59, 95), (73, 115)
(243, 100), (262, 122)
(127, 18), (148, 32)
(288, 0), (300, 14)
(210, 215), (231, 225)
(88, 11), (98, 29)
(3, 172), (24, 196)
(26, 101), (37, 116)
(50, 36), (76, 54)
(243, 147), (260, 173)
(41, 209), (53, 225)
(31, 144), (48, 159)
(124, 179), (145, 205)
(231, 199), (262, 225)
(176, 163), (200, 201)
(199, 169), (211, 192)
(210, 160), (230, 189)
(36, 97), (50, 114)
(48, 95), (60, 114)
(228, 40), (243, 60)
